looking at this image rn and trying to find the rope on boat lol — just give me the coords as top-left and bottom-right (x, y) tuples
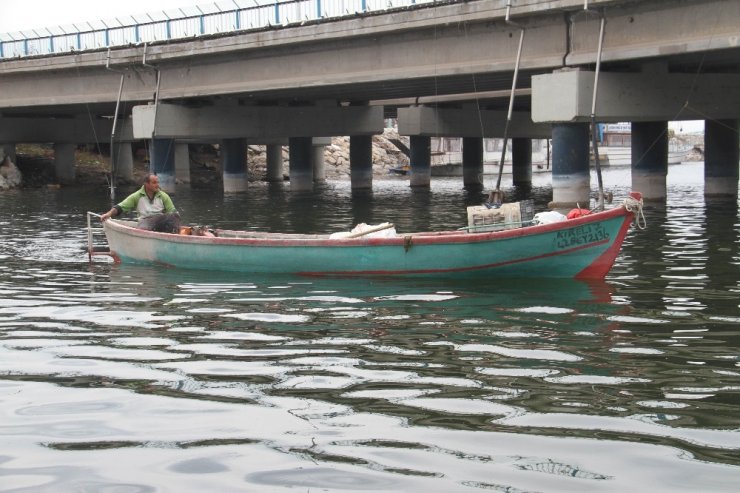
(623, 196), (647, 230)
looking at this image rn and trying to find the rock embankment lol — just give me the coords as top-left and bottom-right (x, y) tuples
(247, 128), (410, 180)
(0, 157), (23, 189)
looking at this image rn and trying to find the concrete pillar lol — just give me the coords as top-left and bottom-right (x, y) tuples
(312, 142), (326, 183)
(512, 138), (533, 187)
(266, 144), (284, 182)
(112, 142), (134, 181)
(222, 138), (248, 193)
(409, 135), (431, 188)
(631, 121), (668, 200)
(289, 137), (313, 191)
(53, 143), (76, 185)
(175, 143), (191, 185)
(150, 138), (176, 192)
(551, 123), (590, 209)
(462, 137), (483, 190)
(350, 135), (373, 190)
(2, 143), (16, 163)
(704, 119), (739, 196)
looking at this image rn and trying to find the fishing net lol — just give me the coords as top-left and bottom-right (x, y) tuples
(137, 213), (182, 234)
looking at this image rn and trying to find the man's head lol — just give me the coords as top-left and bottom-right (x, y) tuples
(144, 174), (160, 195)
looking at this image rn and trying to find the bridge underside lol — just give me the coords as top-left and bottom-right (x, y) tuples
(0, 0), (738, 199)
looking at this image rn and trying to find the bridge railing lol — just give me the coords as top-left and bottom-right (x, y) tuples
(0, 0), (435, 59)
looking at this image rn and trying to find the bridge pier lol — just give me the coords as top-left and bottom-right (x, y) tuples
(289, 137), (313, 191)
(266, 144), (284, 182)
(705, 119), (739, 197)
(551, 123), (590, 209)
(462, 137), (483, 190)
(151, 138), (176, 192)
(631, 121), (668, 201)
(313, 141), (326, 183)
(112, 142), (134, 182)
(175, 143), (190, 186)
(53, 143), (76, 185)
(409, 135), (431, 188)
(512, 138), (532, 188)
(350, 135), (373, 190)
(222, 138), (248, 193)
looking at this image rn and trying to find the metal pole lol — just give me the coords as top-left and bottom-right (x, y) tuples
(490, 8), (525, 203)
(106, 48), (126, 202)
(590, 15), (606, 210)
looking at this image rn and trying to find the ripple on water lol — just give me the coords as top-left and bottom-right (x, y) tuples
(221, 313), (310, 323)
(454, 344), (583, 362)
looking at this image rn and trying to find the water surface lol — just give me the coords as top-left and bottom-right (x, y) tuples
(1, 163), (738, 492)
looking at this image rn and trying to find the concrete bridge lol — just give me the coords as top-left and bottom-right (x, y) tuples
(1, 0), (738, 205)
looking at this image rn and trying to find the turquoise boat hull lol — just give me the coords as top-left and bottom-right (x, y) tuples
(101, 196), (639, 279)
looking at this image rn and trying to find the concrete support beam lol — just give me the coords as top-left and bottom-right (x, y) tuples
(0, 117), (134, 143)
(175, 143), (191, 185)
(266, 144), (284, 182)
(704, 119), (739, 196)
(350, 135), (373, 190)
(631, 121), (668, 201)
(151, 138), (176, 192)
(112, 142), (134, 182)
(462, 137), (483, 190)
(289, 137), (313, 191)
(53, 143), (76, 184)
(398, 107), (550, 138)
(133, 104), (384, 140)
(551, 123), (590, 210)
(512, 138), (532, 187)
(533, 70), (740, 123)
(409, 135), (431, 188)
(312, 143), (326, 183)
(222, 138), (248, 193)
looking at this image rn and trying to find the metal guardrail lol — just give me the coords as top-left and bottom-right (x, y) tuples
(0, 0), (435, 59)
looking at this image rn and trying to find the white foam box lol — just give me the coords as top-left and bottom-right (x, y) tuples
(467, 202), (522, 231)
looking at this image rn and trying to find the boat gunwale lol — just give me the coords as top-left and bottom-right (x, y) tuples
(103, 204), (631, 248)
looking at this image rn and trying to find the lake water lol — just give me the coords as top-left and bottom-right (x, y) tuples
(1, 162), (738, 492)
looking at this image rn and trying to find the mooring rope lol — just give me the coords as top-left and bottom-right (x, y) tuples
(623, 195), (646, 230)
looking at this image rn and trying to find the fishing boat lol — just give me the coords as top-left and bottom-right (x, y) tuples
(89, 193), (643, 279)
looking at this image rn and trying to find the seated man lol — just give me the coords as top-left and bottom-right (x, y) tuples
(100, 174), (180, 233)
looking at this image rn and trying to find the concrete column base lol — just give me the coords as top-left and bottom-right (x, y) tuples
(53, 143), (76, 184)
(175, 143), (191, 184)
(705, 176), (739, 196)
(410, 170), (431, 188)
(350, 135), (373, 190)
(512, 138), (533, 187)
(113, 142), (134, 181)
(290, 172), (313, 191)
(704, 119), (739, 197)
(151, 138), (176, 193)
(632, 170), (667, 201)
(312, 145), (326, 182)
(157, 174), (176, 193)
(550, 173), (590, 210)
(266, 144), (284, 182)
(223, 172), (248, 193)
(289, 137), (313, 191)
(462, 137), (483, 190)
(410, 135), (431, 188)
